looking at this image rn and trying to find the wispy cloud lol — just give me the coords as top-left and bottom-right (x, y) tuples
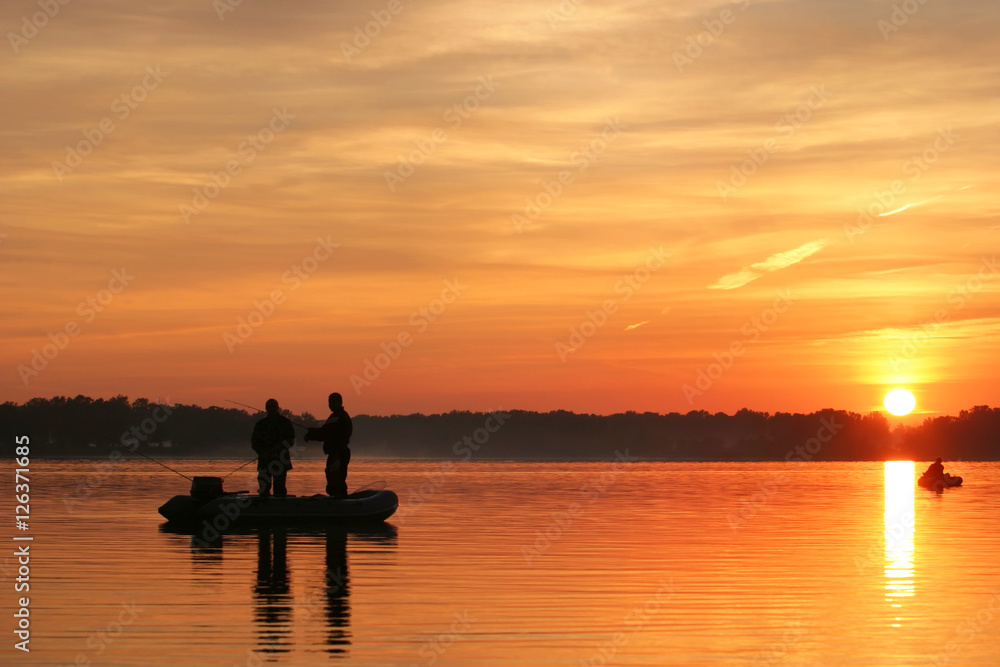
(881, 196), (944, 217)
(2, 0), (998, 416)
(624, 321), (649, 331)
(821, 317), (1000, 344)
(880, 204), (913, 217)
(709, 240), (829, 290)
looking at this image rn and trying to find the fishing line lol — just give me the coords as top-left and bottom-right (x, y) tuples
(225, 399), (313, 430)
(222, 458), (258, 480)
(224, 400), (374, 494)
(223, 399), (317, 479)
(117, 444), (193, 481)
(353, 480), (387, 493)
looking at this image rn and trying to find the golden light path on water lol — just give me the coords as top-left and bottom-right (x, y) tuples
(884, 461), (916, 626)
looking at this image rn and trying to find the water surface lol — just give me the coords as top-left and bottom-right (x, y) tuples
(5, 459), (1000, 666)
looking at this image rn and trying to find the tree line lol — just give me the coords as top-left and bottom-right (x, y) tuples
(0, 395), (997, 461)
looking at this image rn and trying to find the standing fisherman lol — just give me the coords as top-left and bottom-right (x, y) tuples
(305, 392), (353, 498)
(251, 398), (295, 498)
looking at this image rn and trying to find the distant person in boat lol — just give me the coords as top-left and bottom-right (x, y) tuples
(305, 392), (353, 498)
(923, 457), (945, 480)
(251, 398), (296, 498)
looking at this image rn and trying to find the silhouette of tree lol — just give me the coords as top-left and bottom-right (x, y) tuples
(1, 396), (997, 461)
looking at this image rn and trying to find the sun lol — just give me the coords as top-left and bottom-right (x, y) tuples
(884, 388), (916, 416)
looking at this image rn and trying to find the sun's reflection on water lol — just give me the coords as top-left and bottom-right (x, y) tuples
(884, 461), (915, 624)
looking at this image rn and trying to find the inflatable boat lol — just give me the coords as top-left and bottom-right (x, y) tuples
(917, 473), (963, 490)
(158, 476), (398, 526)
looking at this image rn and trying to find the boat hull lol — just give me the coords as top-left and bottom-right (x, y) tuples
(917, 474), (963, 491)
(159, 488), (398, 526)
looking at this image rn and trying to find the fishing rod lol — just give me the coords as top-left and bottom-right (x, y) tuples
(112, 401), (319, 483)
(225, 399), (314, 430)
(116, 444), (193, 481)
(223, 458), (257, 480)
(221, 401), (379, 495)
(223, 399), (318, 479)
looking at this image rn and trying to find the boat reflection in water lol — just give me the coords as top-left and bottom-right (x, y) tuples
(318, 527), (350, 656)
(160, 522), (397, 658)
(883, 461), (916, 625)
(255, 526), (292, 654)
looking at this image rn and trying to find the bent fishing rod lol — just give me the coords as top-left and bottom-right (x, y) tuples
(118, 404), (383, 492)
(222, 399), (318, 479)
(114, 443), (193, 481)
(121, 443), (279, 484)
(222, 400), (381, 492)
(123, 400), (319, 481)
(225, 399), (314, 430)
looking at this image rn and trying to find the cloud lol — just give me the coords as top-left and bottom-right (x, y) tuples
(709, 239), (829, 290)
(709, 269), (761, 291)
(624, 321), (648, 331)
(880, 204), (912, 217)
(879, 198), (939, 217)
(2, 0), (999, 415)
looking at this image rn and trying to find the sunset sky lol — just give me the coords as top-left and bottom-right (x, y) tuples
(2, 0), (998, 418)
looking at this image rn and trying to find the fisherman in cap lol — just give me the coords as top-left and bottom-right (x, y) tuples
(305, 392), (353, 498)
(251, 398), (295, 498)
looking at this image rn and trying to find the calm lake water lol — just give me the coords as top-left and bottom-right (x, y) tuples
(4, 459), (1000, 666)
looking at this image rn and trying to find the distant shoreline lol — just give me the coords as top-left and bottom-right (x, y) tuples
(3, 397), (998, 461)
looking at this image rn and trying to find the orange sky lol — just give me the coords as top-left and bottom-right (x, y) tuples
(2, 0), (998, 419)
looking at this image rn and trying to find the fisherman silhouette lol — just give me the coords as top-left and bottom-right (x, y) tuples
(923, 457), (945, 481)
(251, 398), (295, 498)
(305, 393), (353, 498)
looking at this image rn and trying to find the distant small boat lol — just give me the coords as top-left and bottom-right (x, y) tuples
(917, 473), (963, 491)
(158, 476), (398, 525)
